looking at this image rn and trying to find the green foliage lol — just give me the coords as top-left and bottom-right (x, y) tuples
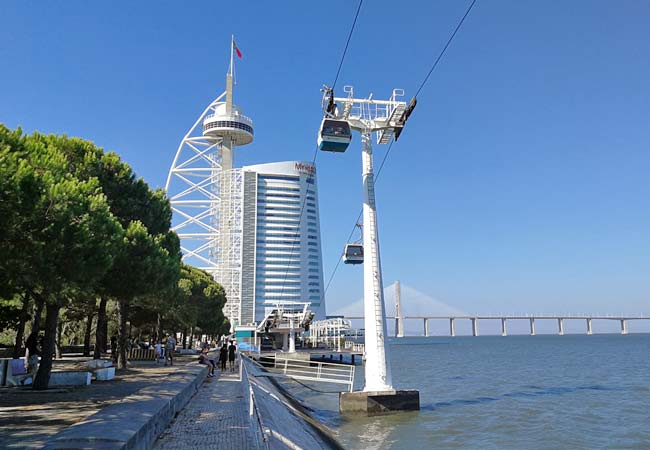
(0, 295), (23, 330)
(165, 264), (228, 335)
(0, 125), (123, 301)
(0, 123), (227, 383)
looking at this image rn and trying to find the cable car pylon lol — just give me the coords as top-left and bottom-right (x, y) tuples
(322, 85), (419, 413)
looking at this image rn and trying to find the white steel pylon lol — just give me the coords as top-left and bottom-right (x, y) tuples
(165, 93), (225, 273)
(166, 37), (253, 325)
(325, 85), (415, 392)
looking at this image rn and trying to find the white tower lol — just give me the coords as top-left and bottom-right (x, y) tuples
(326, 86), (415, 393)
(166, 37), (253, 325)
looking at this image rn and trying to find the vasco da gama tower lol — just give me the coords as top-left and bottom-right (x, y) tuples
(166, 40), (326, 328)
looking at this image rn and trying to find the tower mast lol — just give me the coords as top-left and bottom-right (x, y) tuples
(166, 37), (254, 328)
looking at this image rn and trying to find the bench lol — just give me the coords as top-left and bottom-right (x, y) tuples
(49, 371), (92, 387)
(94, 367), (115, 381)
(86, 359), (115, 381)
(128, 348), (156, 361)
(3, 358), (36, 386)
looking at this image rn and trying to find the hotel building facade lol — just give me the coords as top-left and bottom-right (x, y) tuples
(218, 161), (326, 327)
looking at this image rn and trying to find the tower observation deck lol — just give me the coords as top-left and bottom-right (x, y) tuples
(166, 36), (254, 325)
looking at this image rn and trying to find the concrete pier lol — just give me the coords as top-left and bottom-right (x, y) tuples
(529, 318), (536, 336)
(501, 318), (507, 336)
(449, 318), (455, 337)
(620, 319), (628, 335)
(423, 318), (429, 337)
(340, 390), (420, 415)
(471, 318), (479, 337)
(558, 318), (564, 336)
(587, 318), (593, 335)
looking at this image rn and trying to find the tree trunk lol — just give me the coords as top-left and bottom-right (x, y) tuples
(117, 300), (129, 369)
(93, 296), (108, 359)
(181, 329), (187, 349)
(55, 320), (62, 359)
(189, 326), (194, 350)
(83, 309), (94, 357)
(157, 314), (163, 343)
(32, 296), (45, 336)
(33, 303), (60, 390)
(12, 293), (31, 359)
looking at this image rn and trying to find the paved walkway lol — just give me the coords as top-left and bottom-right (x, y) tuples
(154, 365), (255, 450)
(0, 355), (199, 449)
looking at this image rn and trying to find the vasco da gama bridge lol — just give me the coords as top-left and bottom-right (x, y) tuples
(343, 314), (650, 337)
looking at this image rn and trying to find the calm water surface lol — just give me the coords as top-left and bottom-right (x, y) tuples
(282, 334), (650, 449)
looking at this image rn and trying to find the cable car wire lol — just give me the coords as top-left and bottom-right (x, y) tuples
(323, 140), (393, 295)
(415, 0), (477, 97)
(276, 0), (365, 301)
(332, 0), (364, 89)
(324, 0), (477, 295)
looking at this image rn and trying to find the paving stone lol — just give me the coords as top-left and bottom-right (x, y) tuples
(154, 366), (255, 450)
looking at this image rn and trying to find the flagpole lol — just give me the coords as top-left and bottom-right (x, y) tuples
(229, 34), (234, 77)
(226, 35), (234, 111)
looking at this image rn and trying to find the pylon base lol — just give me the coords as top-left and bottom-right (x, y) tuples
(339, 389), (420, 415)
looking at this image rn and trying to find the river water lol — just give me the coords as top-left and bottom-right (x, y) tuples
(281, 334), (650, 449)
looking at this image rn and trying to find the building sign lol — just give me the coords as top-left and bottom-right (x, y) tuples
(295, 162), (316, 175)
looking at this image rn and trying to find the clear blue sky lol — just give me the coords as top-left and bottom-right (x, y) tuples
(2, 1), (649, 317)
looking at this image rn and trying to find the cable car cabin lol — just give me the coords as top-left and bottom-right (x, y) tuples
(343, 244), (364, 264)
(318, 119), (351, 153)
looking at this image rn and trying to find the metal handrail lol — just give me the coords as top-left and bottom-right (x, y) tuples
(242, 358), (270, 450)
(272, 355), (355, 392)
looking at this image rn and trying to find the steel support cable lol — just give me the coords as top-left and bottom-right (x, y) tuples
(276, 0), (364, 301)
(415, 0), (477, 97)
(324, 0), (477, 294)
(332, 0), (364, 89)
(323, 141), (393, 295)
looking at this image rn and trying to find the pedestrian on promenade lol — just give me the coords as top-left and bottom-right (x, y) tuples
(219, 344), (228, 371)
(165, 334), (176, 366)
(154, 341), (164, 364)
(199, 347), (216, 377)
(228, 340), (237, 372)
(25, 331), (40, 376)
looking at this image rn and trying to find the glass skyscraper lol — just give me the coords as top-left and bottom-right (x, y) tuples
(224, 161), (326, 326)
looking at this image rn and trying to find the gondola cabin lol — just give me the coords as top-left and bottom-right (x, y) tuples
(343, 244), (364, 264)
(318, 119), (352, 152)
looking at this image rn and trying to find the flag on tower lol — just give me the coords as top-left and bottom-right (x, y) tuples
(233, 40), (242, 58)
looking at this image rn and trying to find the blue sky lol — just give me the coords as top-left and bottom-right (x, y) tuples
(2, 1), (649, 317)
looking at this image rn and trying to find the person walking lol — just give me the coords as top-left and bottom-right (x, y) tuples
(25, 331), (40, 376)
(154, 341), (164, 364)
(228, 340), (237, 372)
(219, 344), (228, 371)
(165, 334), (176, 366)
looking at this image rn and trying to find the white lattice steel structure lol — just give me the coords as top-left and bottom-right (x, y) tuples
(166, 37), (253, 325)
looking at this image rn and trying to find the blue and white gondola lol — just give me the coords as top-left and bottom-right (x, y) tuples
(343, 244), (364, 264)
(318, 118), (352, 153)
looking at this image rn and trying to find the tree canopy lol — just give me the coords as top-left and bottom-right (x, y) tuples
(0, 124), (229, 389)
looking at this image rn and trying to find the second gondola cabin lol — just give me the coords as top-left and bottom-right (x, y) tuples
(343, 244), (364, 264)
(318, 118), (352, 152)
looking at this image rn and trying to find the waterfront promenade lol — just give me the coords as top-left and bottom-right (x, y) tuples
(0, 354), (201, 449)
(155, 357), (345, 450)
(154, 367), (254, 450)
(0, 351), (343, 449)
